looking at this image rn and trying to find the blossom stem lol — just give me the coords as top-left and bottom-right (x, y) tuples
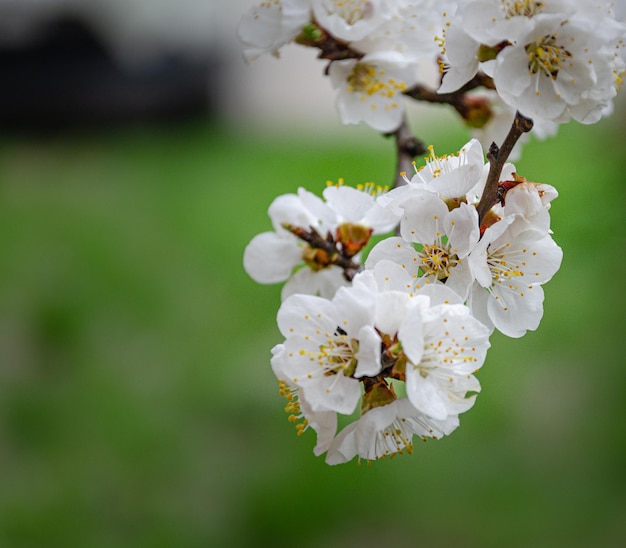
(390, 116), (425, 189)
(404, 73), (496, 128)
(283, 224), (362, 281)
(404, 72), (495, 106)
(295, 24), (363, 65)
(476, 111), (534, 225)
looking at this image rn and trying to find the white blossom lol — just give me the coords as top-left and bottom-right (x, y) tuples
(244, 183), (398, 300)
(353, 0), (455, 65)
(354, 271), (490, 421)
(238, 0), (313, 61)
(466, 214), (563, 337)
(235, 0), (586, 466)
(365, 258), (467, 305)
(402, 300), (490, 420)
(323, 181), (400, 234)
(502, 180), (559, 234)
(366, 194), (479, 299)
(243, 188), (348, 300)
(438, 19), (483, 94)
(312, 0), (394, 42)
(272, 344), (338, 456)
(455, 0), (578, 46)
(272, 270), (491, 458)
(325, 398), (459, 464)
(273, 285), (381, 414)
(379, 139), (486, 212)
(439, 0), (626, 124)
(493, 14), (625, 124)
(370, 143), (564, 338)
(329, 51), (421, 132)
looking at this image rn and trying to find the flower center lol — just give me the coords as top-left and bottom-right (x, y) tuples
(418, 243), (459, 280)
(301, 245), (334, 271)
(303, 326), (359, 377)
(502, 0), (544, 18)
(336, 222), (373, 258)
(346, 63), (407, 98)
(487, 245), (525, 283)
(526, 34), (572, 79)
(328, 0), (372, 25)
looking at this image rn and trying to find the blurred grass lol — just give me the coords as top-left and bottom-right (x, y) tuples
(0, 116), (624, 548)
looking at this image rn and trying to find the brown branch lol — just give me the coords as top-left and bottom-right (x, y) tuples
(404, 72), (496, 127)
(295, 23), (364, 64)
(389, 116), (426, 190)
(283, 224), (362, 281)
(389, 73), (494, 191)
(404, 72), (495, 104)
(475, 111), (534, 224)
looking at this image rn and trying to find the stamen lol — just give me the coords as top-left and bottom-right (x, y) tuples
(278, 380), (309, 436)
(502, 0), (545, 18)
(526, 34), (572, 80)
(326, 0), (371, 26)
(347, 63), (407, 100)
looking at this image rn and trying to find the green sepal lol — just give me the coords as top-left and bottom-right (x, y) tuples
(477, 44), (500, 62)
(361, 379), (396, 414)
(477, 40), (511, 62)
(296, 23), (323, 45)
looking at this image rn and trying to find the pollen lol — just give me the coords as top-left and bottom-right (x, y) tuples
(526, 33), (573, 80)
(346, 62), (408, 103)
(417, 242), (460, 280)
(503, 0), (545, 19)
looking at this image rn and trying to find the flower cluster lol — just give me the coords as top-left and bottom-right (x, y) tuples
(239, 0), (625, 152)
(238, 1), (621, 464)
(243, 181), (399, 300)
(244, 139), (562, 463)
(239, 0), (454, 132)
(439, 0), (626, 125)
(271, 272), (490, 464)
(371, 138), (563, 337)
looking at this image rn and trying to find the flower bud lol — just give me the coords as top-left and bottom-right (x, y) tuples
(455, 95), (494, 129)
(335, 223), (373, 258)
(361, 379), (397, 414)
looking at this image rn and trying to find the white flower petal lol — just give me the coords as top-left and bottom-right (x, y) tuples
(281, 267), (349, 300)
(400, 192), (449, 243)
(405, 373), (449, 420)
(397, 301), (426, 365)
(487, 283), (545, 338)
(374, 291), (413, 336)
(365, 237), (419, 272)
(325, 398), (460, 464)
(354, 325), (382, 378)
(446, 202), (480, 258)
(243, 232), (302, 283)
(323, 185), (374, 223)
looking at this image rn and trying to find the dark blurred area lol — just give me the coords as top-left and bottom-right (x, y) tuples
(0, 3), (224, 132)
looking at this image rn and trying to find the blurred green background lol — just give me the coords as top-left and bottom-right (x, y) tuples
(0, 104), (625, 547)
